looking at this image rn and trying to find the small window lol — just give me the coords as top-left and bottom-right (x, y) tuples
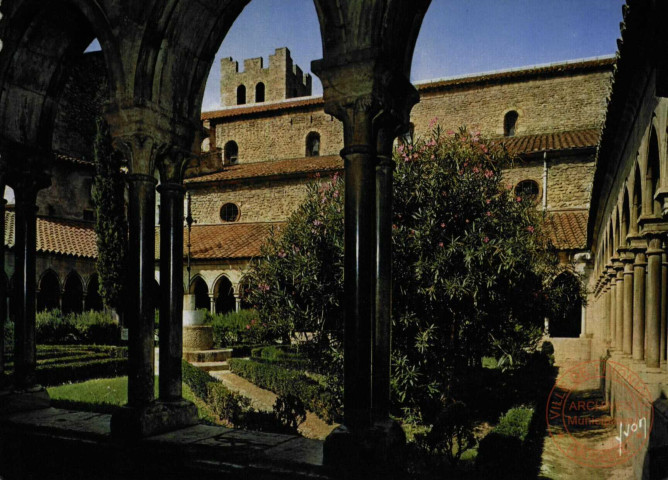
(220, 203), (240, 222)
(306, 132), (320, 157)
(515, 180), (540, 203)
(255, 82), (265, 103)
(237, 85), (246, 105)
(224, 141), (238, 165)
(504, 111), (518, 137)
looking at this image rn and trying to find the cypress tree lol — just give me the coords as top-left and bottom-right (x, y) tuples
(92, 117), (128, 312)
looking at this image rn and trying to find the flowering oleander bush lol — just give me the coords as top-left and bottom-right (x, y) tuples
(247, 125), (583, 423)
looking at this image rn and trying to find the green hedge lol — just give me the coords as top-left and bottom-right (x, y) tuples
(250, 345), (310, 370)
(182, 358), (218, 399)
(207, 310), (266, 347)
(476, 406), (536, 477)
(229, 358), (339, 423)
(36, 310), (120, 345)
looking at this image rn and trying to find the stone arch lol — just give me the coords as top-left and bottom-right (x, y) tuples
(37, 269), (61, 312)
(620, 186), (630, 247)
(224, 140), (238, 165)
(236, 85), (246, 105)
(631, 162), (642, 234)
(305, 131), (321, 157)
(0, 0), (122, 149)
(85, 273), (103, 311)
(549, 271), (582, 338)
(255, 82), (265, 103)
(62, 271), (84, 314)
(646, 126), (661, 217)
(213, 275), (235, 314)
(503, 110), (519, 137)
(189, 276), (209, 311)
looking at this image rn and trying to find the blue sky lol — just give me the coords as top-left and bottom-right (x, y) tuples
(83, 1), (626, 112)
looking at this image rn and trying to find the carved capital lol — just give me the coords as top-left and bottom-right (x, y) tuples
(156, 146), (193, 185)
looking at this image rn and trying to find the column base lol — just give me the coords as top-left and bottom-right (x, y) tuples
(323, 419), (405, 475)
(0, 386), (50, 415)
(110, 399), (198, 438)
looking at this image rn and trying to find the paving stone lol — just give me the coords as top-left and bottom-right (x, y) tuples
(262, 437), (324, 467)
(147, 424), (230, 444)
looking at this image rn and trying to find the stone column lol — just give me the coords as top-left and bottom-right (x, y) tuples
(157, 182), (186, 401)
(209, 294), (215, 314)
(125, 174), (157, 406)
(645, 235), (662, 368)
(661, 249), (667, 367)
(0, 195), (5, 388)
(373, 121), (396, 423)
(614, 259), (624, 351)
(608, 265), (617, 350)
(622, 252), (634, 355)
(632, 246), (647, 361)
(234, 294), (241, 312)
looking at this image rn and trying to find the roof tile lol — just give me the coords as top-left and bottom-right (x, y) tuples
(502, 129), (599, 155)
(544, 210), (588, 250)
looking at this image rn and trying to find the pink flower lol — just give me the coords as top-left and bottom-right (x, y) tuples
(313, 219), (322, 226)
(430, 154), (435, 160)
(465, 219), (470, 223)
(486, 211), (492, 217)
(527, 226), (535, 233)
(397, 145), (404, 153)
(446, 130), (455, 136)
(408, 145), (413, 151)
(392, 224), (398, 230)
(258, 283), (270, 292)
(438, 242), (444, 248)
(413, 153), (419, 159)
(278, 250), (287, 258)
(484, 170), (494, 178)
(333, 190), (339, 199)
(245, 324), (251, 330)
(473, 167), (480, 174)
(516, 196), (522, 202)
(483, 237), (490, 243)
(429, 117), (439, 128)
(440, 222), (446, 228)
(486, 199), (491, 204)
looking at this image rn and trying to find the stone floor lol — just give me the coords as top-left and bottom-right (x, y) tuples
(0, 406), (330, 479)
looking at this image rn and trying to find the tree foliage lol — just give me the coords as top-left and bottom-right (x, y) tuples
(92, 118), (128, 311)
(247, 125), (584, 420)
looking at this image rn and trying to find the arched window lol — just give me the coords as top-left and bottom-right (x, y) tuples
(224, 141), (238, 165)
(504, 111), (519, 137)
(85, 274), (103, 311)
(214, 277), (235, 314)
(190, 277), (209, 311)
(255, 82), (265, 103)
(37, 270), (60, 312)
(220, 203), (240, 222)
(514, 179), (540, 203)
(62, 273), (84, 314)
(237, 85), (246, 105)
(306, 132), (320, 157)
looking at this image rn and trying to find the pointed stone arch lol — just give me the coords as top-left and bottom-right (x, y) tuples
(37, 269), (61, 312)
(188, 275), (209, 311)
(62, 271), (84, 314)
(85, 273), (103, 312)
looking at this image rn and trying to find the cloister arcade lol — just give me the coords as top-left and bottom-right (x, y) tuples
(0, 0), (432, 463)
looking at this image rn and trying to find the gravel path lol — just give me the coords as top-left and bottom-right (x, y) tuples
(210, 370), (339, 440)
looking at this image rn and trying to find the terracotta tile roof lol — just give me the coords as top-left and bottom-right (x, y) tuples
(185, 155), (342, 185)
(202, 97), (323, 121)
(156, 222), (284, 260)
(544, 210), (588, 250)
(4, 211), (97, 259)
(502, 129), (600, 156)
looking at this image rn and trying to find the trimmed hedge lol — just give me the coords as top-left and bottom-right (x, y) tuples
(182, 358), (217, 399)
(36, 310), (120, 345)
(229, 358), (339, 423)
(250, 345), (310, 370)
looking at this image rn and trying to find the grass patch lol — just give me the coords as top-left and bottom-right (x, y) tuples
(48, 376), (214, 422)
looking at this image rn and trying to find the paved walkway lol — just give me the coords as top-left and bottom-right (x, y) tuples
(539, 361), (634, 480)
(210, 370), (339, 440)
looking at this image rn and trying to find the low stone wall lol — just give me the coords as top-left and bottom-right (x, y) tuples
(549, 336), (591, 364)
(605, 359), (668, 479)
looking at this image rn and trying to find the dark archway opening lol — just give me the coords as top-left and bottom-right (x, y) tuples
(37, 271), (61, 312)
(191, 277), (209, 311)
(62, 273), (84, 314)
(85, 274), (103, 311)
(214, 277), (235, 314)
(549, 272), (582, 338)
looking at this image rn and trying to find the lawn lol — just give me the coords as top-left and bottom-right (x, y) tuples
(48, 376), (217, 423)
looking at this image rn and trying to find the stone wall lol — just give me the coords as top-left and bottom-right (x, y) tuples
(211, 61), (612, 165)
(190, 177), (312, 224)
(411, 70), (612, 138)
(214, 108), (342, 164)
(37, 162), (95, 220)
(220, 47), (311, 107)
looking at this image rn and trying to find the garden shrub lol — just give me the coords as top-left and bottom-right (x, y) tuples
(207, 382), (250, 425)
(423, 401), (476, 466)
(181, 359), (217, 399)
(273, 394), (306, 433)
(246, 125), (585, 424)
(250, 345), (310, 370)
(229, 358), (339, 423)
(207, 309), (267, 347)
(476, 405), (536, 477)
(36, 310), (120, 345)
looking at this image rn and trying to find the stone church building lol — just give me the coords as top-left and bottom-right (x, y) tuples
(1, 1), (667, 477)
